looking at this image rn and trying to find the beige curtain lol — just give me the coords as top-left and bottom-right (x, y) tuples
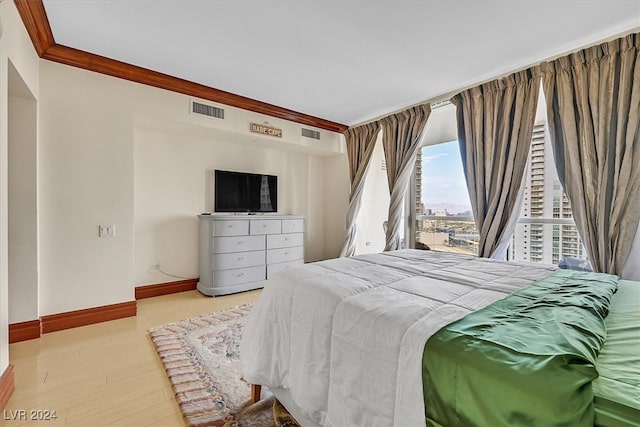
(451, 68), (541, 259)
(541, 33), (640, 275)
(381, 104), (431, 251)
(340, 122), (381, 257)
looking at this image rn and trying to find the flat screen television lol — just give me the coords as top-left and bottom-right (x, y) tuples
(214, 170), (278, 213)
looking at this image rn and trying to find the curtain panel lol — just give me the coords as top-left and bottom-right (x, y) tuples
(541, 33), (640, 275)
(381, 104), (431, 251)
(451, 68), (541, 259)
(339, 122), (381, 257)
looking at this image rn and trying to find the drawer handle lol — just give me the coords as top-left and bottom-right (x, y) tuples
(262, 224), (267, 228)
(237, 256), (244, 261)
(284, 238), (289, 241)
(284, 252), (289, 255)
(237, 272), (244, 277)
(237, 240), (244, 244)
(227, 225), (233, 228)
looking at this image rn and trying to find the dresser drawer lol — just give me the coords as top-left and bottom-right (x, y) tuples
(267, 246), (304, 264)
(213, 250), (265, 270)
(282, 219), (304, 233)
(214, 265), (265, 286)
(213, 220), (249, 236)
(267, 259), (304, 279)
(267, 233), (304, 249)
(213, 235), (265, 254)
(250, 219), (282, 235)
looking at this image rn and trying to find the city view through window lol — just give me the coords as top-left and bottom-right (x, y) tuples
(415, 141), (479, 255)
(415, 125), (588, 265)
(509, 124), (588, 265)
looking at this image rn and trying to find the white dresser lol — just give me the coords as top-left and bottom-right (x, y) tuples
(197, 215), (305, 296)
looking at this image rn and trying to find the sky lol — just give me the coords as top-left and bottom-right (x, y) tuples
(420, 140), (472, 214)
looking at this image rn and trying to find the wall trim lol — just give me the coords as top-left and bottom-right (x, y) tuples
(40, 301), (137, 334)
(8, 280), (199, 340)
(14, 0), (348, 133)
(0, 365), (15, 411)
(135, 278), (199, 300)
(13, 0), (53, 56)
(9, 320), (41, 343)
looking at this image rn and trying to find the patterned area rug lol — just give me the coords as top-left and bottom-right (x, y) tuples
(149, 304), (299, 427)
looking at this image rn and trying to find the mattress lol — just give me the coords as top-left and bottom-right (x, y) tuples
(240, 249), (556, 426)
(593, 279), (640, 427)
(240, 249), (639, 426)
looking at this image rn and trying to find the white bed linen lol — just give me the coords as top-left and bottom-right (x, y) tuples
(240, 250), (556, 427)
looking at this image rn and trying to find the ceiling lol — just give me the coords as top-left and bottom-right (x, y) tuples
(42, 0), (639, 128)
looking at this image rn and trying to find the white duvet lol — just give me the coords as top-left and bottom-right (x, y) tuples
(240, 250), (555, 427)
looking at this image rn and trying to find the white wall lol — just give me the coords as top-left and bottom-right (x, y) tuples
(356, 135), (389, 254)
(134, 126), (339, 285)
(39, 63), (135, 315)
(8, 85), (38, 323)
(321, 153), (349, 259)
(39, 59), (346, 314)
(0, 0), (41, 376)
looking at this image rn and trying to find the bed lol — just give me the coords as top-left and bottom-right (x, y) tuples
(239, 250), (640, 427)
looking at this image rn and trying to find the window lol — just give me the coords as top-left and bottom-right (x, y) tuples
(509, 123), (587, 265)
(414, 141), (478, 255)
(412, 123), (587, 266)
(410, 96), (587, 267)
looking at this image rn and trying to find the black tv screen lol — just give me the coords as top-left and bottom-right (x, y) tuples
(214, 170), (278, 213)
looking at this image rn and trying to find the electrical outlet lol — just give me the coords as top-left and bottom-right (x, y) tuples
(98, 225), (116, 237)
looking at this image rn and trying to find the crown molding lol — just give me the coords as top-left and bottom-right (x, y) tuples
(14, 0), (54, 56)
(14, 0), (348, 133)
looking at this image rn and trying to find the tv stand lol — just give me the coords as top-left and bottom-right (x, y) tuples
(197, 215), (305, 296)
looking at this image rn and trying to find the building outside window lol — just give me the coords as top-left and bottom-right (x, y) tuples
(509, 123), (587, 264)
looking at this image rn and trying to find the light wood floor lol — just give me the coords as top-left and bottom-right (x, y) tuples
(5, 289), (261, 426)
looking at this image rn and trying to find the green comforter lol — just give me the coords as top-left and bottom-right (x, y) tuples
(422, 269), (619, 427)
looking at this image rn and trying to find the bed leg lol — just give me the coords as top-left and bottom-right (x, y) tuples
(250, 384), (262, 403)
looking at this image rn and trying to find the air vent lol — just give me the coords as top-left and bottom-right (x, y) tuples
(191, 101), (224, 119)
(301, 128), (321, 140)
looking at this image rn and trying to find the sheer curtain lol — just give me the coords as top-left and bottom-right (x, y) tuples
(340, 122), (381, 257)
(381, 104), (431, 251)
(541, 33), (640, 275)
(451, 68), (541, 259)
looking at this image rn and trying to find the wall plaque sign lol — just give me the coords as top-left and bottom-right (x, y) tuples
(250, 123), (283, 138)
